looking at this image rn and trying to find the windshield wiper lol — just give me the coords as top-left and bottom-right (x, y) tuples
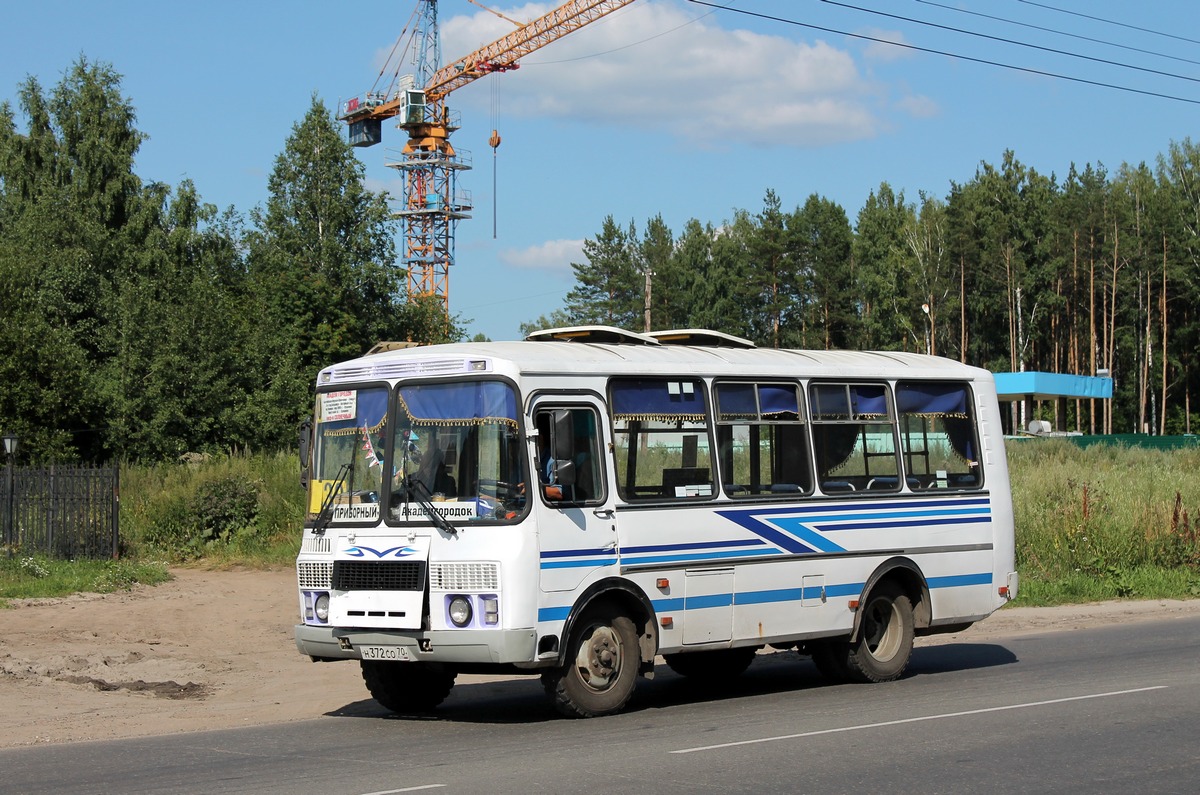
(313, 463), (352, 536)
(404, 475), (458, 536)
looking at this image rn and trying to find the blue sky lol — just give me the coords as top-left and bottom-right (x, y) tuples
(3, 1), (1197, 342)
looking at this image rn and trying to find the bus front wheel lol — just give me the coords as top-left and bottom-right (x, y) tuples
(543, 606), (639, 718)
(360, 660), (456, 713)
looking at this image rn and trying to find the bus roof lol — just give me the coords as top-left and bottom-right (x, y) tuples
(318, 328), (993, 387)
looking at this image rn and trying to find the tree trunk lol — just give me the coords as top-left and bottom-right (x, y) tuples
(1160, 232), (1169, 435)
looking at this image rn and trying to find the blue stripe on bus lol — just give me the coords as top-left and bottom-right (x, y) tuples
(622, 538), (767, 554)
(540, 556), (618, 569)
(636, 573), (992, 617)
(928, 572), (993, 588)
(622, 548), (783, 566)
(686, 593), (734, 609)
(723, 498), (991, 519)
(767, 517), (846, 553)
(716, 511), (817, 555)
(798, 507), (992, 525)
(821, 516), (992, 532)
(541, 547), (618, 559)
(538, 606), (572, 622)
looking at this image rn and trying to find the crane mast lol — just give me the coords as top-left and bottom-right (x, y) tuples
(339, 0), (637, 316)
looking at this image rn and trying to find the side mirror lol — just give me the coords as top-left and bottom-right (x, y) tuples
(298, 420), (313, 490)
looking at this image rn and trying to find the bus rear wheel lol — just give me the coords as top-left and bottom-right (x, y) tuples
(543, 606), (638, 718)
(845, 584), (914, 683)
(360, 660), (456, 713)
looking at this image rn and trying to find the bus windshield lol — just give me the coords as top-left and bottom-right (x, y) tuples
(389, 379), (524, 524)
(308, 387), (390, 524)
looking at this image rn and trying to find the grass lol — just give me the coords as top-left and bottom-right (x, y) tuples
(3, 441), (1200, 606)
(0, 555), (171, 606)
(1007, 440), (1200, 605)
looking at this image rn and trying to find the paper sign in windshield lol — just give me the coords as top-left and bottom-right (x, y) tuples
(321, 391), (356, 422)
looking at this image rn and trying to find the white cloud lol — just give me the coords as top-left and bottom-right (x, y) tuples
(895, 93), (939, 119)
(859, 27), (914, 63)
(438, 1), (888, 148)
(498, 238), (585, 271)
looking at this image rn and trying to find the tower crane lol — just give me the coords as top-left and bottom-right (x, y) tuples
(339, 0), (638, 315)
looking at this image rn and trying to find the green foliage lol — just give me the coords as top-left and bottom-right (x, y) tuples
(121, 452), (303, 563)
(191, 476), (260, 542)
(1, 64), (459, 464)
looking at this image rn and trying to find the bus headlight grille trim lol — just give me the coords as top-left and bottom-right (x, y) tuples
(429, 562), (500, 592)
(297, 561), (333, 590)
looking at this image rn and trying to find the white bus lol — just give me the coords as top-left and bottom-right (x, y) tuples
(295, 326), (1017, 717)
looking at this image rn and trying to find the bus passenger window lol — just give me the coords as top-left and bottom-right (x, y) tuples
(896, 382), (981, 489)
(715, 382), (812, 498)
(809, 383), (900, 494)
(609, 379), (714, 501)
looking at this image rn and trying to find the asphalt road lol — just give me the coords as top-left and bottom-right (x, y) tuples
(4, 616), (1199, 795)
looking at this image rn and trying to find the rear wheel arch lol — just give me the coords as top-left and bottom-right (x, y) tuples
(852, 557), (929, 641)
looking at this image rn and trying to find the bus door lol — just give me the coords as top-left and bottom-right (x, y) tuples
(530, 399), (618, 593)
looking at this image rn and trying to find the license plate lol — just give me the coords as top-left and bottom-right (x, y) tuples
(358, 645), (413, 661)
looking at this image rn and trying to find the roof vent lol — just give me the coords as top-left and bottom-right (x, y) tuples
(525, 326), (660, 345)
(645, 329), (756, 349)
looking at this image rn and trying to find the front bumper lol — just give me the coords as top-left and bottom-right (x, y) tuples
(295, 624), (537, 665)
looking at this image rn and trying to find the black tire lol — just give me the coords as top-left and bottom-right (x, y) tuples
(542, 606), (639, 718)
(844, 583), (915, 683)
(360, 660), (456, 713)
(664, 647), (757, 681)
(809, 640), (853, 683)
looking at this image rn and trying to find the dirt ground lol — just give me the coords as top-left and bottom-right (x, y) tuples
(2, 567), (1199, 749)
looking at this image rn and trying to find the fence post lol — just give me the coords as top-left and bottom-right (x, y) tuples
(111, 464), (120, 560)
(4, 455), (12, 559)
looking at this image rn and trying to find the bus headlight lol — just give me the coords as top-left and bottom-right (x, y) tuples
(314, 593), (330, 622)
(448, 595), (473, 627)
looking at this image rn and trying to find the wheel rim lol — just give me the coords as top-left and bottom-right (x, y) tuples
(573, 623), (624, 692)
(861, 597), (902, 661)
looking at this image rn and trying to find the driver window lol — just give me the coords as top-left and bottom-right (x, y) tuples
(534, 407), (604, 505)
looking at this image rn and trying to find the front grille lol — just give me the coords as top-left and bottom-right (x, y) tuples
(298, 561), (333, 589)
(429, 561), (499, 592)
(333, 560), (426, 591)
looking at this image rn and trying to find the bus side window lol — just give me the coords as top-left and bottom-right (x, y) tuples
(895, 382), (981, 489)
(809, 382), (899, 494)
(715, 381), (812, 498)
(609, 378), (714, 501)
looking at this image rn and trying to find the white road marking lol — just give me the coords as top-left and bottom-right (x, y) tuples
(360, 786), (446, 794)
(671, 686), (1168, 754)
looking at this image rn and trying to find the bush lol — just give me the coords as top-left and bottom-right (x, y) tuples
(121, 451), (303, 563)
(191, 476), (260, 542)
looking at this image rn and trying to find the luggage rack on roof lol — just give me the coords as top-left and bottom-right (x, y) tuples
(524, 325), (757, 348)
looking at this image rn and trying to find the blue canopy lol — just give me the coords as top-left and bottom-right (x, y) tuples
(717, 383), (801, 420)
(611, 379), (706, 422)
(810, 384), (889, 421)
(896, 382), (969, 417)
(397, 381), (518, 428)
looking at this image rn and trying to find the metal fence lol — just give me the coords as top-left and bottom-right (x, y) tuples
(2, 464), (120, 559)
